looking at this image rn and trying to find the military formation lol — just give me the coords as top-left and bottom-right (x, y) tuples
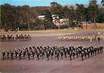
(59, 32), (104, 42)
(0, 34), (31, 41)
(1, 46), (103, 61)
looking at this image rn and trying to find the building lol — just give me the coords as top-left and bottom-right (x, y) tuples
(52, 15), (60, 26)
(38, 15), (45, 20)
(59, 19), (69, 26)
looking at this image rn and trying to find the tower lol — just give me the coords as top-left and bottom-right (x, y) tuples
(89, 0), (97, 6)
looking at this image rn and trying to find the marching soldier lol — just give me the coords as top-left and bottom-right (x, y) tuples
(2, 52), (5, 60)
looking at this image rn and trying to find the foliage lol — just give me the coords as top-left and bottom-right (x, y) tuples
(0, 2), (103, 30)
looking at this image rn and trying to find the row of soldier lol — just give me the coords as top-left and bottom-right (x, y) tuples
(0, 34), (31, 41)
(60, 35), (103, 43)
(1, 46), (103, 61)
(59, 31), (104, 42)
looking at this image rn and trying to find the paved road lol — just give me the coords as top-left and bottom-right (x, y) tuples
(0, 31), (104, 73)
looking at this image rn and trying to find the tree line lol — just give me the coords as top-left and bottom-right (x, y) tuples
(0, 2), (104, 31)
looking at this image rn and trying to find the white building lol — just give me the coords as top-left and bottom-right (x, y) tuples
(51, 14), (59, 20)
(52, 18), (69, 26)
(38, 15), (45, 20)
(59, 19), (69, 26)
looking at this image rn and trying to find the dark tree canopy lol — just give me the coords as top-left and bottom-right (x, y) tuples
(0, 2), (103, 30)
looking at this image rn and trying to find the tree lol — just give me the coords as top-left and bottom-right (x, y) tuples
(87, 4), (98, 28)
(1, 4), (18, 30)
(76, 4), (86, 22)
(96, 7), (104, 23)
(50, 2), (64, 18)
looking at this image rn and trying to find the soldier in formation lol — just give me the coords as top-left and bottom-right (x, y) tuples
(1, 46), (103, 61)
(0, 34), (31, 41)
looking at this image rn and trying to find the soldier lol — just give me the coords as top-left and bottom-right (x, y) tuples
(99, 46), (103, 53)
(81, 52), (84, 61)
(75, 48), (79, 58)
(97, 37), (100, 43)
(2, 52), (5, 60)
(87, 48), (90, 58)
(18, 51), (22, 60)
(27, 34), (31, 40)
(36, 52), (40, 60)
(27, 52), (31, 60)
(7, 51), (10, 59)
(69, 52), (72, 61)
(45, 50), (50, 60)
(55, 50), (60, 60)
(31, 51), (35, 59)
(15, 34), (19, 40)
(60, 50), (64, 59)
(22, 50), (26, 59)
(14, 50), (18, 59)
(10, 51), (14, 60)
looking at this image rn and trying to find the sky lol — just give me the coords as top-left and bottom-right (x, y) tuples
(0, 0), (102, 6)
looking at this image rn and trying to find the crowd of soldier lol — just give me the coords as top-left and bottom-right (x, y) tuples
(0, 34), (31, 41)
(1, 46), (103, 61)
(60, 35), (103, 42)
(59, 32), (104, 43)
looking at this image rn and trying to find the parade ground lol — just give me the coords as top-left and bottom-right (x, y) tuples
(1, 0), (104, 72)
(0, 29), (104, 73)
